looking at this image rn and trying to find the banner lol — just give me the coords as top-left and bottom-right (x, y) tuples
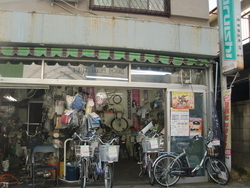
(223, 89), (232, 170)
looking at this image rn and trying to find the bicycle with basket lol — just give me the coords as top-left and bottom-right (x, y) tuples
(73, 131), (120, 188)
(152, 131), (230, 187)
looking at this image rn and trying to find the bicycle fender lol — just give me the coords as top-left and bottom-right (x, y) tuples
(152, 152), (180, 167)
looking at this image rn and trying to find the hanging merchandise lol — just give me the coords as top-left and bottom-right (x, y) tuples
(66, 95), (74, 109)
(86, 98), (95, 113)
(71, 93), (85, 111)
(95, 88), (107, 107)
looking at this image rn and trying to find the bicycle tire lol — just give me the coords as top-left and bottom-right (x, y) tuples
(110, 117), (129, 132)
(148, 159), (155, 185)
(139, 153), (147, 176)
(120, 143), (130, 160)
(153, 155), (181, 187)
(104, 164), (113, 188)
(205, 158), (230, 185)
(81, 158), (87, 188)
(133, 143), (141, 162)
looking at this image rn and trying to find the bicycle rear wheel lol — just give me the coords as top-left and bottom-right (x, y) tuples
(153, 155), (181, 187)
(205, 158), (230, 185)
(111, 117), (129, 132)
(81, 158), (88, 188)
(120, 143), (130, 160)
(104, 163), (113, 188)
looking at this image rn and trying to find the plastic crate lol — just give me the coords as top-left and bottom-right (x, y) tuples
(99, 145), (120, 162)
(141, 137), (160, 153)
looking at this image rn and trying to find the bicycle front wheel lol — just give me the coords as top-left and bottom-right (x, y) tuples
(205, 158), (230, 185)
(153, 155), (181, 187)
(148, 159), (155, 185)
(111, 117), (129, 132)
(104, 164), (113, 188)
(81, 158), (88, 188)
(133, 143), (141, 162)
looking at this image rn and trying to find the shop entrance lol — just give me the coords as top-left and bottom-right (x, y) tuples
(0, 86), (166, 185)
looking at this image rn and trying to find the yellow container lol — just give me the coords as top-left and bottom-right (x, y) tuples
(59, 162), (64, 178)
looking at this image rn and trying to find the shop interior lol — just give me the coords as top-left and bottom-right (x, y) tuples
(0, 86), (165, 185)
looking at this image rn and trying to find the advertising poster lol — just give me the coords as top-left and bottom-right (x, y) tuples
(172, 92), (195, 109)
(189, 117), (202, 136)
(171, 109), (189, 136)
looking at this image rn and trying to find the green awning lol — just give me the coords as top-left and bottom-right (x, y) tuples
(0, 46), (212, 66)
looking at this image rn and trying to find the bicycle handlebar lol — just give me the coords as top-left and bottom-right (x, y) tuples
(72, 132), (117, 145)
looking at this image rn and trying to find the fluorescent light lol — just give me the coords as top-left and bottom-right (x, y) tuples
(131, 70), (172, 75)
(86, 76), (128, 81)
(3, 94), (17, 102)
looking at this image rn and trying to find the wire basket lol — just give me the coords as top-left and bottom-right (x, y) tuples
(99, 145), (120, 162)
(141, 137), (160, 153)
(75, 145), (92, 157)
(206, 146), (220, 158)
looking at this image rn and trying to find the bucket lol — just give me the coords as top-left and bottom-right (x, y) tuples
(66, 165), (79, 181)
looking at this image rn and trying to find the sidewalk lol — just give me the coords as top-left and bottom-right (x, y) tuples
(61, 180), (250, 188)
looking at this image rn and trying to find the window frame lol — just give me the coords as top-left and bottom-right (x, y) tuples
(89, 0), (171, 17)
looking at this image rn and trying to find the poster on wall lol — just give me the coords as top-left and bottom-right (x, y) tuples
(172, 92), (195, 109)
(171, 109), (189, 136)
(132, 89), (141, 130)
(189, 117), (202, 136)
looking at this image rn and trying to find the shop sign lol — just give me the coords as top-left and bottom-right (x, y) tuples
(218, 0), (244, 74)
(22, 64), (127, 79)
(223, 89), (231, 170)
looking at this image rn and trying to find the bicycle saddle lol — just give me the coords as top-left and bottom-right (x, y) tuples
(176, 142), (189, 150)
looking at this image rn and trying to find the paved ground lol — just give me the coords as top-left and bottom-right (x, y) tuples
(6, 157), (250, 188)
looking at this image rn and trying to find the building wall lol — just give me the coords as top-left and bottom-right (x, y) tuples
(231, 100), (250, 172)
(0, 0), (210, 26)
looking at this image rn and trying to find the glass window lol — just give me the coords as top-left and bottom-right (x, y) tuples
(90, 0), (170, 17)
(170, 92), (205, 176)
(131, 66), (206, 85)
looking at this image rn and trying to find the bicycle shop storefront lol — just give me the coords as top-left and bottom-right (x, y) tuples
(0, 46), (215, 184)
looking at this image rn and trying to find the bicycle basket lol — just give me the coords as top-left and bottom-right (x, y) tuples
(99, 145), (120, 162)
(206, 146), (220, 158)
(141, 137), (160, 153)
(75, 145), (92, 157)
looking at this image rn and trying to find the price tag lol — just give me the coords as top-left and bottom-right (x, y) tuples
(81, 145), (90, 157)
(108, 146), (118, 158)
(150, 138), (158, 149)
(212, 139), (220, 146)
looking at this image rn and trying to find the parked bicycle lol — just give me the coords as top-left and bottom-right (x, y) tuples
(99, 104), (129, 132)
(73, 131), (119, 188)
(152, 133), (230, 187)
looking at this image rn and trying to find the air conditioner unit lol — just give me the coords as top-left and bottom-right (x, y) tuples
(51, 0), (82, 7)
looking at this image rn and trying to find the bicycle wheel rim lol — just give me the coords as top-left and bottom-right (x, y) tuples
(111, 117), (129, 132)
(81, 159), (87, 188)
(104, 164), (113, 188)
(153, 155), (181, 187)
(205, 158), (230, 185)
